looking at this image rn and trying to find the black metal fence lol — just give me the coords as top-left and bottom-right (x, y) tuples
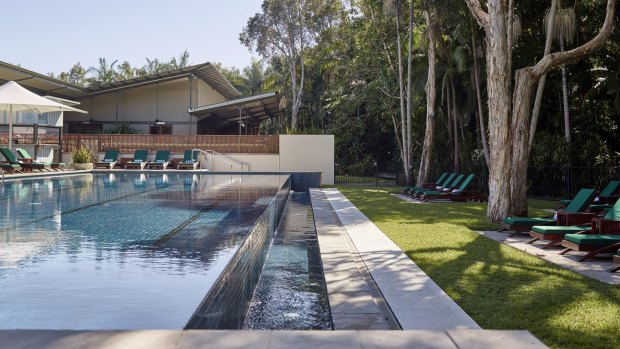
(335, 162), (620, 200)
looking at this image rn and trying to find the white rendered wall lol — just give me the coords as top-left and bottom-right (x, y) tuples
(279, 135), (334, 185)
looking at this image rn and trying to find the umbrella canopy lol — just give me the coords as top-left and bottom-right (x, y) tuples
(0, 81), (86, 149)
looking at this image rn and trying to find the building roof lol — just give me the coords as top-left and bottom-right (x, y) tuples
(188, 92), (286, 123)
(85, 63), (241, 99)
(0, 61), (241, 100)
(0, 61), (87, 99)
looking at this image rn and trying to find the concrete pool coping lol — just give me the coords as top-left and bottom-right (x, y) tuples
(0, 329), (548, 349)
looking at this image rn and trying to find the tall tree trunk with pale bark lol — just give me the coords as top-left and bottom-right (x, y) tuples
(417, 9), (438, 186)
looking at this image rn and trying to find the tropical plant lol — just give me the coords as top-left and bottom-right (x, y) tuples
(72, 146), (91, 163)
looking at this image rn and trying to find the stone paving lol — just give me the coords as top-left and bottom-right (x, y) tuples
(480, 230), (620, 285)
(0, 329), (548, 349)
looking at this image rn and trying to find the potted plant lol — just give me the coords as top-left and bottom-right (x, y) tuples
(72, 146), (94, 170)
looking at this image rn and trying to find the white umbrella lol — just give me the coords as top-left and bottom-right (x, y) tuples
(0, 81), (87, 150)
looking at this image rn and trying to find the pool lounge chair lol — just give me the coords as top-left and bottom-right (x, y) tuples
(94, 149), (120, 169)
(404, 172), (448, 194)
(420, 174), (483, 202)
(502, 188), (597, 233)
(147, 150), (171, 170)
(0, 163), (22, 173)
(610, 249), (620, 272)
(559, 180), (620, 207)
(125, 150), (149, 169)
(415, 174), (465, 199)
(529, 198), (620, 249)
(177, 150), (200, 170)
(15, 147), (65, 171)
(560, 234), (620, 262)
(406, 173), (456, 196)
(0, 147), (51, 172)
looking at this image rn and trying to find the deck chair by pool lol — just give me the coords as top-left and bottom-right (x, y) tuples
(502, 188), (597, 233)
(0, 162), (22, 173)
(560, 234), (620, 262)
(420, 174), (482, 202)
(611, 249), (620, 272)
(404, 172), (448, 194)
(559, 180), (620, 208)
(0, 147), (51, 172)
(125, 150), (149, 169)
(529, 199), (620, 249)
(94, 149), (120, 169)
(147, 150), (171, 170)
(15, 147), (65, 171)
(415, 174), (465, 199)
(406, 173), (456, 197)
(177, 150), (199, 170)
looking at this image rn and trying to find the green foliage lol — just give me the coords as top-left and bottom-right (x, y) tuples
(105, 122), (137, 134)
(72, 147), (91, 163)
(340, 187), (620, 349)
(52, 50), (192, 88)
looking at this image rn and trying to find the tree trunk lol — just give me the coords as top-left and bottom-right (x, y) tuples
(451, 80), (460, 173)
(394, 6), (411, 184)
(406, 0), (414, 184)
(484, 0), (513, 222)
(472, 31), (490, 166)
(510, 69), (538, 216)
(560, 36), (572, 166)
(418, 10), (437, 186)
(529, 0), (559, 152)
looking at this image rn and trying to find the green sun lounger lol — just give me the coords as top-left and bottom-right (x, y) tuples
(177, 150), (200, 170)
(404, 172), (448, 194)
(0, 162), (22, 173)
(95, 149), (120, 169)
(147, 150), (171, 170)
(416, 174), (465, 197)
(502, 188), (597, 232)
(529, 198), (620, 248)
(0, 147), (51, 172)
(125, 150), (149, 169)
(408, 173), (456, 196)
(420, 174), (477, 201)
(560, 234), (620, 262)
(15, 147), (65, 171)
(559, 180), (620, 207)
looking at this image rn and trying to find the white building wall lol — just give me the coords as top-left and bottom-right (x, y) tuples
(63, 77), (226, 135)
(279, 135), (334, 185)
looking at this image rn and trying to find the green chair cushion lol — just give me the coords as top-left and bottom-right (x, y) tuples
(531, 225), (590, 235)
(617, 249), (620, 256)
(590, 204), (613, 211)
(503, 217), (554, 227)
(559, 199), (571, 205)
(600, 180), (620, 197)
(564, 234), (620, 246)
(565, 188), (597, 213)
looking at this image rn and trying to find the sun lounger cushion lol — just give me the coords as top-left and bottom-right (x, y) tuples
(503, 217), (554, 227)
(531, 225), (590, 235)
(564, 234), (620, 246)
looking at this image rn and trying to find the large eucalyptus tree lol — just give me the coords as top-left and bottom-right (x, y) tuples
(465, 0), (616, 221)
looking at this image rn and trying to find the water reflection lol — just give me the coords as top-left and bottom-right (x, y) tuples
(0, 173), (288, 330)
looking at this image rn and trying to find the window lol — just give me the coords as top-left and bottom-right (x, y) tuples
(150, 125), (172, 135)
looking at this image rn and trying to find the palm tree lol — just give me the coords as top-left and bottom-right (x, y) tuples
(88, 58), (118, 86)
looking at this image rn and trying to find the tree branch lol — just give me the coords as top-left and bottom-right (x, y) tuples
(464, 0), (490, 29)
(531, 0), (616, 78)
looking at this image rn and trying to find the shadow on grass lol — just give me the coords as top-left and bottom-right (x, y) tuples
(338, 186), (620, 349)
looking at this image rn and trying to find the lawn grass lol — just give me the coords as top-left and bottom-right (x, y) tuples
(338, 187), (620, 349)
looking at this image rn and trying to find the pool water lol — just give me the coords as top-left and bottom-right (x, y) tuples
(243, 192), (331, 330)
(0, 173), (288, 330)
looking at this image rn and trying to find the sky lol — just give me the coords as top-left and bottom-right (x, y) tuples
(0, 0), (264, 75)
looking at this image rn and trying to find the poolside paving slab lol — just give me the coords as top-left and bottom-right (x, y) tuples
(480, 230), (620, 285)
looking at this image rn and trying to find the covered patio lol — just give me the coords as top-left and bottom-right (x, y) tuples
(189, 92), (285, 135)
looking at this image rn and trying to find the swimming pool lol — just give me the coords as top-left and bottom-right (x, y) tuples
(0, 173), (290, 330)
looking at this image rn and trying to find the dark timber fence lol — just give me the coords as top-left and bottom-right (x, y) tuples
(335, 162), (620, 200)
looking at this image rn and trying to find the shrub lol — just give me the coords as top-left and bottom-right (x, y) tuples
(72, 147), (91, 163)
